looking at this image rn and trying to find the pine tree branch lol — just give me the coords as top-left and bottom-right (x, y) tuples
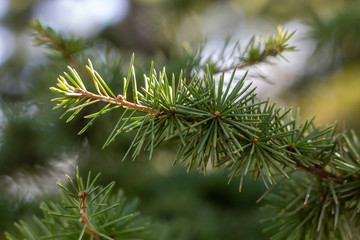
(48, 27), (353, 190)
(210, 26), (297, 74)
(221, 47), (286, 72)
(6, 169), (158, 239)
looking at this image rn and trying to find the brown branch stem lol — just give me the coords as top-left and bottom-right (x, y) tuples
(291, 157), (343, 184)
(73, 88), (159, 115)
(78, 190), (98, 240)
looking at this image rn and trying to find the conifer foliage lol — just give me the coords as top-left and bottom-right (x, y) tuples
(6, 168), (157, 240)
(49, 27), (297, 191)
(7, 21), (360, 239)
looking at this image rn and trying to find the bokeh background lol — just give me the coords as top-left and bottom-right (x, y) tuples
(0, 0), (359, 239)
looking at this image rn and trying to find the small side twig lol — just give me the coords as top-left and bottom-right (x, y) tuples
(78, 190), (98, 240)
(73, 88), (159, 115)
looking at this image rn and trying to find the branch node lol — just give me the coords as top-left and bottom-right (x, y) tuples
(116, 94), (124, 102)
(74, 88), (81, 93)
(78, 191), (84, 198)
(155, 111), (165, 118)
(214, 111), (220, 119)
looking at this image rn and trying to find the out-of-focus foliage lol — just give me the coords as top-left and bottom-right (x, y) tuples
(298, 62), (360, 132)
(309, 0), (360, 62)
(286, 0), (360, 132)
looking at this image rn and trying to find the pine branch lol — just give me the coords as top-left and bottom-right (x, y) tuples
(5, 168), (158, 240)
(206, 26), (297, 74)
(262, 130), (360, 239)
(48, 28), (302, 190)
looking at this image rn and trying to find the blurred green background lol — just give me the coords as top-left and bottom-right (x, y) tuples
(0, 0), (359, 239)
